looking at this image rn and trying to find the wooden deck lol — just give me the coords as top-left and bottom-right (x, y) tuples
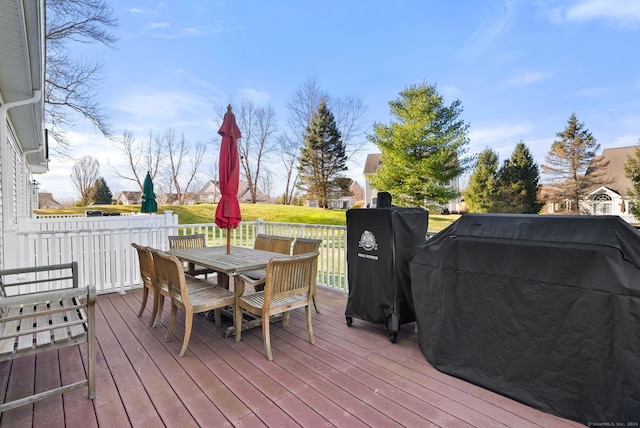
(0, 285), (583, 427)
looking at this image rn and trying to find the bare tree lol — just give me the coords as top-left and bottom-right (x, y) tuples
(203, 156), (220, 203)
(282, 77), (367, 204)
(45, 0), (118, 155)
(111, 129), (164, 191)
(333, 95), (367, 160)
(164, 129), (206, 205)
(259, 169), (275, 202)
(235, 100), (278, 203)
(279, 135), (299, 204)
(71, 155), (100, 205)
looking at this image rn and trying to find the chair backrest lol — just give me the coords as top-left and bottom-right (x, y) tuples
(268, 236), (294, 255)
(153, 250), (190, 307)
(147, 247), (169, 294)
(132, 243), (157, 290)
(253, 234), (272, 251)
(168, 234), (207, 250)
(292, 238), (322, 255)
(263, 252), (319, 305)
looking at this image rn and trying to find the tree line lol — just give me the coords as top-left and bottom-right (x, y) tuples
(50, 2), (640, 213)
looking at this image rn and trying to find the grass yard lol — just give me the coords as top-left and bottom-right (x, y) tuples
(35, 203), (460, 231)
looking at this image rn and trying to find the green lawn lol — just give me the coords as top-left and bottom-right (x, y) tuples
(35, 204), (459, 231)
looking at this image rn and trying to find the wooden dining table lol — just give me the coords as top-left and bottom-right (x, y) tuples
(167, 245), (291, 336)
(167, 245), (290, 289)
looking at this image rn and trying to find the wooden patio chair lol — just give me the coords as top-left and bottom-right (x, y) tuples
(292, 238), (323, 313)
(168, 234), (217, 281)
(253, 233), (272, 251)
(154, 250), (235, 357)
(147, 247), (213, 328)
(132, 243), (160, 327)
(0, 263), (96, 411)
(234, 251), (318, 361)
(237, 235), (294, 292)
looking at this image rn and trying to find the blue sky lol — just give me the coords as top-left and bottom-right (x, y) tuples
(38, 0), (640, 201)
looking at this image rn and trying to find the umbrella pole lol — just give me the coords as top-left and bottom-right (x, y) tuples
(226, 229), (231, 254)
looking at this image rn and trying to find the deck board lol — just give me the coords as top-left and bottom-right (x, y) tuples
(0, 286), (584, 427)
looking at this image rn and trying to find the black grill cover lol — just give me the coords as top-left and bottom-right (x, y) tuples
(346, 207), (428, 333)
(410, 214), (640, 424)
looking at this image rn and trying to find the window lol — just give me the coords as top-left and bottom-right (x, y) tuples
(592, 193), (612, 215)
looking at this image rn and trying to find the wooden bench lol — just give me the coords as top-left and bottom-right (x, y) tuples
(0, 262), (96, 412)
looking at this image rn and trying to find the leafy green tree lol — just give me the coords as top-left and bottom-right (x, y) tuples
(624, 145), (640, 218)
(89, 177), (113, 205)
(464, 149), (500, 212)
(542, 113), (608, 213)
(297, 99), (348, 208)
(497, 142), (544, 213)
(367, 82), (470, 207)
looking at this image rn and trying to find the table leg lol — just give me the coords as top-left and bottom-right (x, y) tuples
(218, 273), (230, 289)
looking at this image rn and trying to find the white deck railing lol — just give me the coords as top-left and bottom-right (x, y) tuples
(10, 212), (349, 295)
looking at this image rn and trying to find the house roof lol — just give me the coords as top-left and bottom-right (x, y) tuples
(201, 180), (267, 202)
(38, 192), (60, 208)
(363, 153), (381, 174)
(588, 146), (638, 196)
(0, 0), (47, 170)
(118, 191), (142, 203)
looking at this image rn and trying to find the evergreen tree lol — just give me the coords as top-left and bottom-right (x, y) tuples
(464, 149), (500, 212)
(497, 142), (544, 213)
(297, 99), (348, 208)
(89, 177), (113, 205)
(367, 82), (470, 207)
(624, 145), (640, 218)
(542, 113), (608, 213)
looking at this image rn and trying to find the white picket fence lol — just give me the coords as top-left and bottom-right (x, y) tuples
(10, 211), (349, 295)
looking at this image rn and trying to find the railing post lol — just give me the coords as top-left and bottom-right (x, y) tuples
(256, 218), (265, 234)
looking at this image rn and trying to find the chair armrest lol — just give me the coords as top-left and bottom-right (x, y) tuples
(1, 286), (93, 308)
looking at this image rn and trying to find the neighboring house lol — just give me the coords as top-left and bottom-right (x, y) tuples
(199, 180), (267, 203)
(350, 180), (364, 204)
(545, 146), (640, 224)
(363, 154), (382, 207)
(0, 0), (48, 268)
(38, 193), (61, 209)
(116, 191), (142, 205)
(303, 180), (362, 209)
(199, 181), (221, 203)
(363, 153), (463, 212)
(164, 192), (200, 205)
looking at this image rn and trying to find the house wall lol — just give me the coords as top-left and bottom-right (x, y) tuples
(582, 188), (639, 224)
(364, 173), (462, 210)
(1, 119), (38, 269)
(364, 179), (378, 207)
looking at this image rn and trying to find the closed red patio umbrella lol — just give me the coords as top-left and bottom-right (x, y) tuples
(215, 105), (242, 254)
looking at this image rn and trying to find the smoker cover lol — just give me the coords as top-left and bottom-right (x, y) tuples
(346, 207), (428, 338)
(410, 214), (640, 424)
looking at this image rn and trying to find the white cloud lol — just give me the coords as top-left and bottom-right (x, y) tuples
(549, 0), (640, 28)
(440, 84), (462, 99)
(504, 71), (547, 87)
(568, 86), (612, 98)
(608, 134), (640, 147)
(237, 88), (271, 105)
(469, 122), (535, 158)
(182, 27), (201, 36)
(462, 0), (517, 56)
(114, 87), (214, 132)
(147, 22), (170, 29)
